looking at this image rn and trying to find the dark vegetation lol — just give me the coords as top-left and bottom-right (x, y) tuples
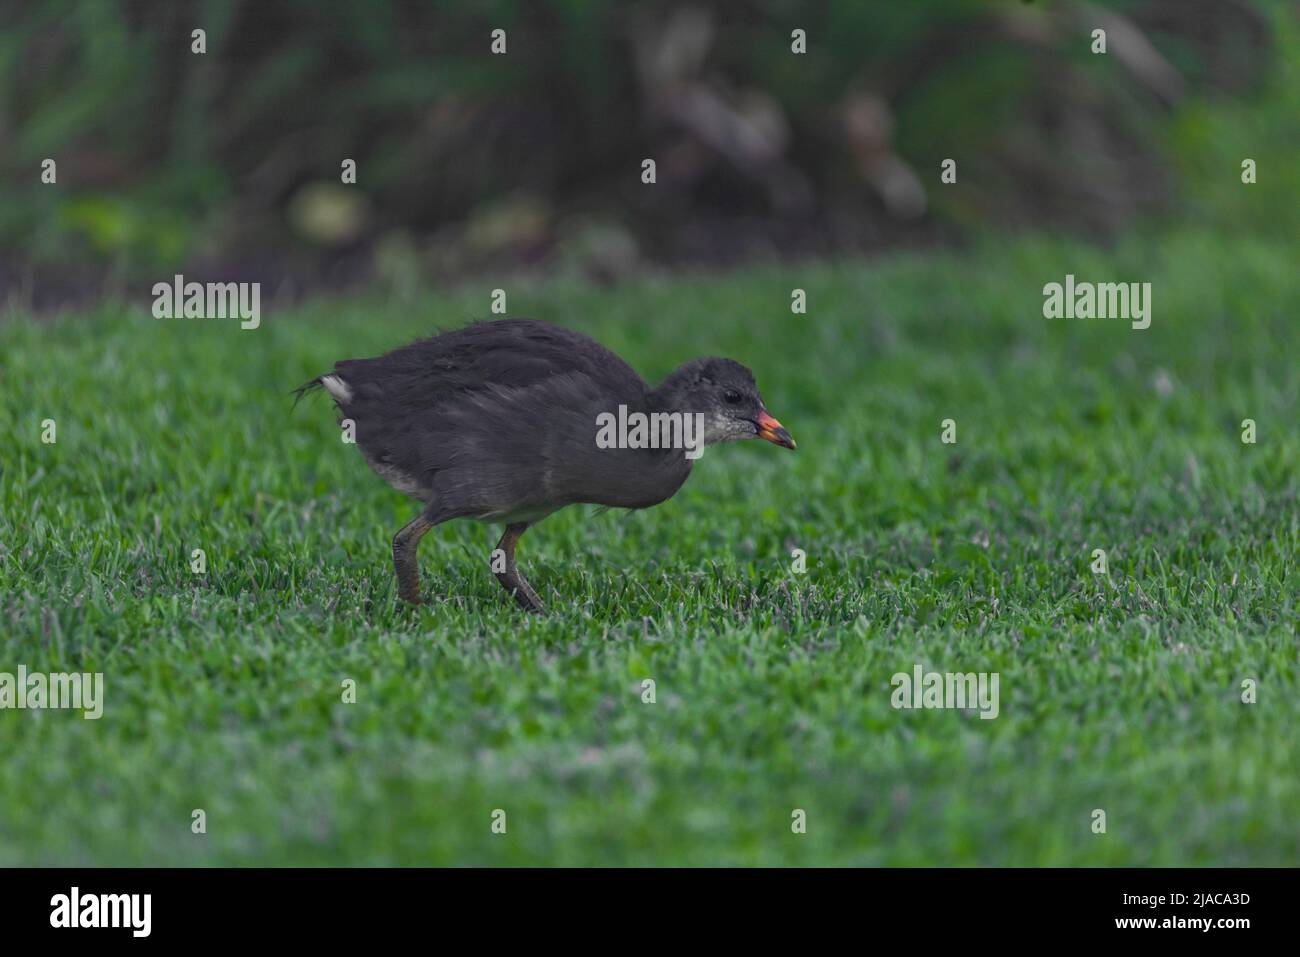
(0, 0), (1280, 309)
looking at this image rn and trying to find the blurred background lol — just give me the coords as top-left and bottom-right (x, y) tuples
(0, 0), (1294, 312)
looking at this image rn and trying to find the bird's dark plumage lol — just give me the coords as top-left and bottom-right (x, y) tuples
(297, 318), (795, 612)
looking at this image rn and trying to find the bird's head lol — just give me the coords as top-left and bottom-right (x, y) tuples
(651, 358), (796, 450)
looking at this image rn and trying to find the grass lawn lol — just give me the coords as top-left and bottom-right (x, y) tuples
(1, 226), (1296, 865)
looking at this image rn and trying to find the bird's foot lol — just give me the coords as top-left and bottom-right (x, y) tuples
(513, 589), (545, 615)
(496, 570), (545, 614)
(396, 573), (425, 605)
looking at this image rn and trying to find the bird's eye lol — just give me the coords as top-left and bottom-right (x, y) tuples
(723, 390), (743, 404)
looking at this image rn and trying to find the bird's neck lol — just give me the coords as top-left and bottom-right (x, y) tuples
(644, 387), (674, 415)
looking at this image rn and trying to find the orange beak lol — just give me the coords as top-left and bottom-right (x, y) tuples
(755, 410), (796, 450)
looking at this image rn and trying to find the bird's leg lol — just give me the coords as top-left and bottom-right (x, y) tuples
(392, 512), (434, 604)
(493, 522), (545, 614)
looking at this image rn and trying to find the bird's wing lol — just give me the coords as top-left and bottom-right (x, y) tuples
(331, 319), (646, 414)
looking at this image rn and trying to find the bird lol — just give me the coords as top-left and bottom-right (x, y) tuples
(294, 318), (796, 613)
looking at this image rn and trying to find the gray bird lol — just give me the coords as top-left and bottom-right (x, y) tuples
(295, 319), (796, 612)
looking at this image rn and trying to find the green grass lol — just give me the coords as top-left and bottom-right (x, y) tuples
(1, 226), (1297, 865)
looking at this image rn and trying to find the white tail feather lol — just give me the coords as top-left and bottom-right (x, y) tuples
(320, 374), (352, 402)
